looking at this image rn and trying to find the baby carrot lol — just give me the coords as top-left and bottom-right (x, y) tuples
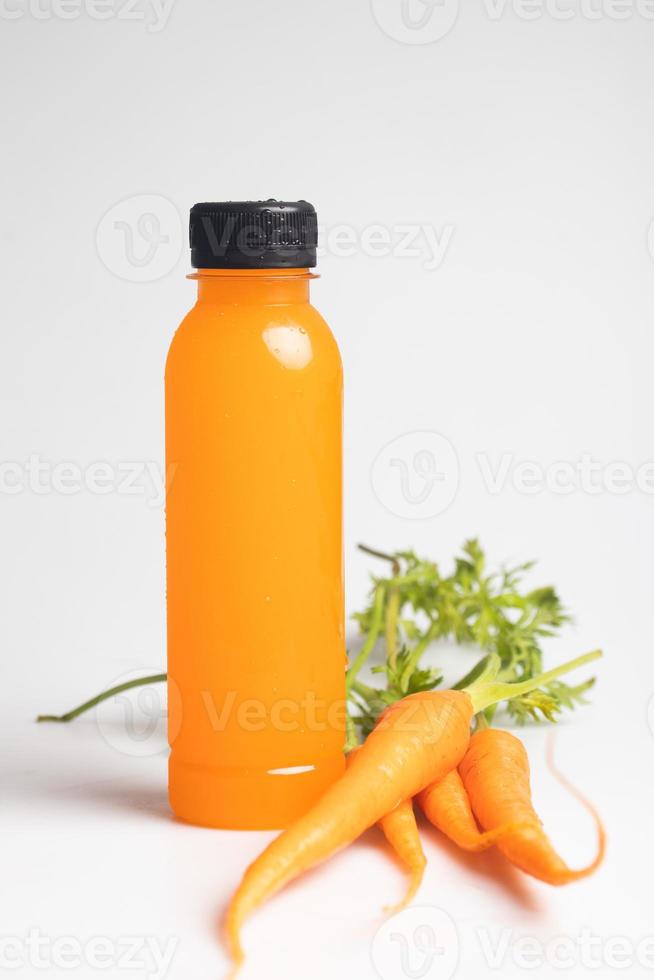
(346, 748), (426, 910)
(378, 799), (426, 910)
(417, 769), (533, 852)
(459, 728), (605, 884)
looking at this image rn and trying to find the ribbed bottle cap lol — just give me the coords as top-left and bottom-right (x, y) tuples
(189, 200), (317, 269)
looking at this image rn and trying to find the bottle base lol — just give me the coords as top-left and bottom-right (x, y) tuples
(168, 752), (345, 830)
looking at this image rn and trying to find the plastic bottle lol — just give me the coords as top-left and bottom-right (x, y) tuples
(165, 201), (345, 829)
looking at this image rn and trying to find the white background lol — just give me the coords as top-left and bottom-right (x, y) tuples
(2, 2), (654, 978)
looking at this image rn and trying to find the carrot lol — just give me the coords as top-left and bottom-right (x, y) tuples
(346, 748), (426, 911)
(417, 769), (533, 852)
(459, 727), (605, 884)
(378, 799), (426, 910)
(226, 649), (601, 962)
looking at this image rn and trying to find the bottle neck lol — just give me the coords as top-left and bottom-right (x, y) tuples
(192, 268), (314, 305)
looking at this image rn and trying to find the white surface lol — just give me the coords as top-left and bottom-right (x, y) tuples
(2, 2), (654, 978)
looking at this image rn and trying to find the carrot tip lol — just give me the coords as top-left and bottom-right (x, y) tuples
(382, 866), (426, 915)
(225, 907), (245, 970)
(227, 936), (244, 968)
(226, 961), (244, 980)
(545, 734), (606, 882)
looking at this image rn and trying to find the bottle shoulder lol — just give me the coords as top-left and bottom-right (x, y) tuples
(166, 301), (341, 379)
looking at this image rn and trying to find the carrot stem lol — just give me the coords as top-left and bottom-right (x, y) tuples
(398, 621), (439, 688)
(357, 543), (401, 576)
(351, 679), (378, 700)
(474, 711), (490, 731)
(385, 585), (401, 671)
(346, 584), (386, 692)
(36, 673), (167, 723)
(345, 713), (358, 752)
(452, 653), (494, 690)
(464, 650), (602, 714)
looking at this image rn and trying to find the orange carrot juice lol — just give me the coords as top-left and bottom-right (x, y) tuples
(165, 202), (345, 829)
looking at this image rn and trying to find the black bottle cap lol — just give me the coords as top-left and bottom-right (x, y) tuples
(189, 200), (317, 269)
